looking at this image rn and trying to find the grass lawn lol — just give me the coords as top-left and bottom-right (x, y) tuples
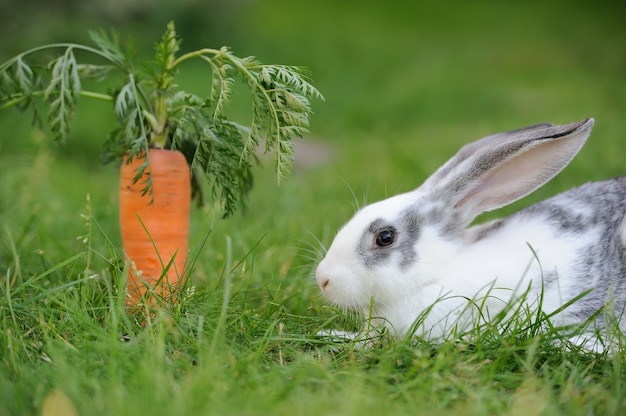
(1, 1), (626, 415)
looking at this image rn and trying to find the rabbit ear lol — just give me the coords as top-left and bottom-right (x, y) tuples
(425, 122), (554, 184)
(423, 118), (595, 226)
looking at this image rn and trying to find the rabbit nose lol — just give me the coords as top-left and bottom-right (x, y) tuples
(318, 275), (330, 291)
(315, 263), (331, 292)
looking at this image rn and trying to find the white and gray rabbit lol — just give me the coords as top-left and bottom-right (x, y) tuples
(316, 118), (626, 347)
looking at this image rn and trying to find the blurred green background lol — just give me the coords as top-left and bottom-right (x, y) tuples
(1, 0), (625, 279)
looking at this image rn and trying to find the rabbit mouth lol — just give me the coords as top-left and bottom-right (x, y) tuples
(316, 257), (376, 309)
(317, 276), (372, 310)
(323, 288), (374, 311)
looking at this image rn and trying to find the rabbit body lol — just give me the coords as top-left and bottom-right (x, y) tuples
(316, 119), (626, 342)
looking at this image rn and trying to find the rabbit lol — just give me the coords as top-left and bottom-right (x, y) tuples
(315, 118), (626, 348)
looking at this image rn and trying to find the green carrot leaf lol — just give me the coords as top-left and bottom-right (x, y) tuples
(43, 47), (81, 144)
(88, 29), (127, 68)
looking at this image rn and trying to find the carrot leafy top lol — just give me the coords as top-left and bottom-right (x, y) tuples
(0, 22), (323, 217)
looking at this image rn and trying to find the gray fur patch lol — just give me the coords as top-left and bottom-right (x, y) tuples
(541, 271), (559, 288)
(468, 219), (506, 242)
(569, 226), (626, 327)
(357, 209), (422, 270)
(417, 202), (463, 238)
(523, 178), (625, 231)
(522, 177), (626, 328)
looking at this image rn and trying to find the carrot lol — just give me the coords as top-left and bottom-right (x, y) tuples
(119, 149), (191, 306)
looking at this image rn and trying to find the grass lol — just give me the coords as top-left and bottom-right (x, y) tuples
(2, 0), (626, 415)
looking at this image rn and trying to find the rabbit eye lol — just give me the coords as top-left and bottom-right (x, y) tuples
(375, 228), (396, 247)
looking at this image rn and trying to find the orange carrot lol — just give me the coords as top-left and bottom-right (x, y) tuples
(119, 149), (191, 306)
